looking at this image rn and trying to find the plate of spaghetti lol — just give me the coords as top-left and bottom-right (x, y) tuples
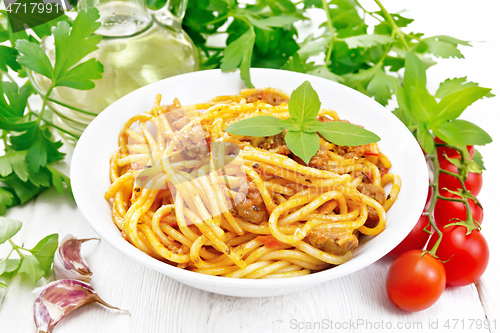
(71, 68), (428, 297)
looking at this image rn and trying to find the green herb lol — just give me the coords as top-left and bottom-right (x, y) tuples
(225, 81), (380, 163)
(394, 52), (492, 159)
(0, 217), (58, 286)
(0, 9), (102, 215)
(179, 0), (492, 107)
(318, 121), (380, 146)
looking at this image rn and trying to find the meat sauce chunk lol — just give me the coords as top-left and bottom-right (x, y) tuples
(357, 183), (385, 227)
(256, 132), (291, 155)
(246, 90), (289, 106)
(174, 125), (209, 160)
(308, 227), (359, 256)
(165, 108), (191, 131)
(234, 181), (268, 223)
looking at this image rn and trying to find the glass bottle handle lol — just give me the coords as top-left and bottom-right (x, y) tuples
(152, 0), (188, 30)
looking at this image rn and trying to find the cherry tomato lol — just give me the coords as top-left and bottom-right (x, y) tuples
(438, 158), (483, 196)
(435, 138), (474, 161)
(426, 226), (489, 286)
(386, 250), (446, 312)
(434, 192), (483, 229)
(388, 214), (431, 258)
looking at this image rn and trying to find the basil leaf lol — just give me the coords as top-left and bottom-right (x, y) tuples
(18, 255), (45, 284)
(288, 80), (321, 122)
(302, 119), (325, 133)
(451, 120), (492, 146)
(416, 123), (435, 154)
(0, 217), (22, 245)
(473, 149), (485, 170)
(404, 52), (427, 91)
(0, 259), (21, 276)
(29, 233), (58, 271)
(318, 121), (380, 146)
(285, 131), (319, 164)
(431, 121), (467, 157)
(434, 86), (491, 122)
(225, 116), (284, 136)
(407, 86), (438, 122)
(436, 77), (495, 99)
(280, 118), (302, 132)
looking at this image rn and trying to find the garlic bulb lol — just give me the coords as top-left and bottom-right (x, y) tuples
(34, 279), (125, 333)
(53, 235), (97, 282)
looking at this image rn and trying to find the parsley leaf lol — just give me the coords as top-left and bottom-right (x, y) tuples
(0, 188), (16, 216)
(0, 9), (101, 215)
(15, 40), (54, 79)
(417, 35), (470, 59)
(220, 28), (256, 88)
(0, 150), (30, 181)
(47, 165), (72, 196)
(0, 45), (21, 72)
(16, 8), (104, 90)
(366, 67), (396, 106)
(343, 34), (393, 49)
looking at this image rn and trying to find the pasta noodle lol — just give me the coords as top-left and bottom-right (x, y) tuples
(105, 88), (401, 278)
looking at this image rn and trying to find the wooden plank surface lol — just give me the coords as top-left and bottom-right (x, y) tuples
(1, 1), (499, 332)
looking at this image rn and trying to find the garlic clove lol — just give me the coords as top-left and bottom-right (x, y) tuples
(34, 279), (125, 333)
(53, 235), (98, 282)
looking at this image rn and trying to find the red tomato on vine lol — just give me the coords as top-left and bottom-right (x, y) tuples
(438, 158), (483, 196)
(434, 192), (483, 229)
(388, 214), (431, 258)
(427, 226), (489, 286)
(435, 138), (474, 161)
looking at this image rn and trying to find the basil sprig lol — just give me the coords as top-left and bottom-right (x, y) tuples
(225, 81), (380, 163)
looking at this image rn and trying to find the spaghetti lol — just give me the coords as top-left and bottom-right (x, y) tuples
(105, 88), (401, 278)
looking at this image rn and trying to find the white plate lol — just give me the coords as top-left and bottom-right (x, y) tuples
(71, 68), (428, 297)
